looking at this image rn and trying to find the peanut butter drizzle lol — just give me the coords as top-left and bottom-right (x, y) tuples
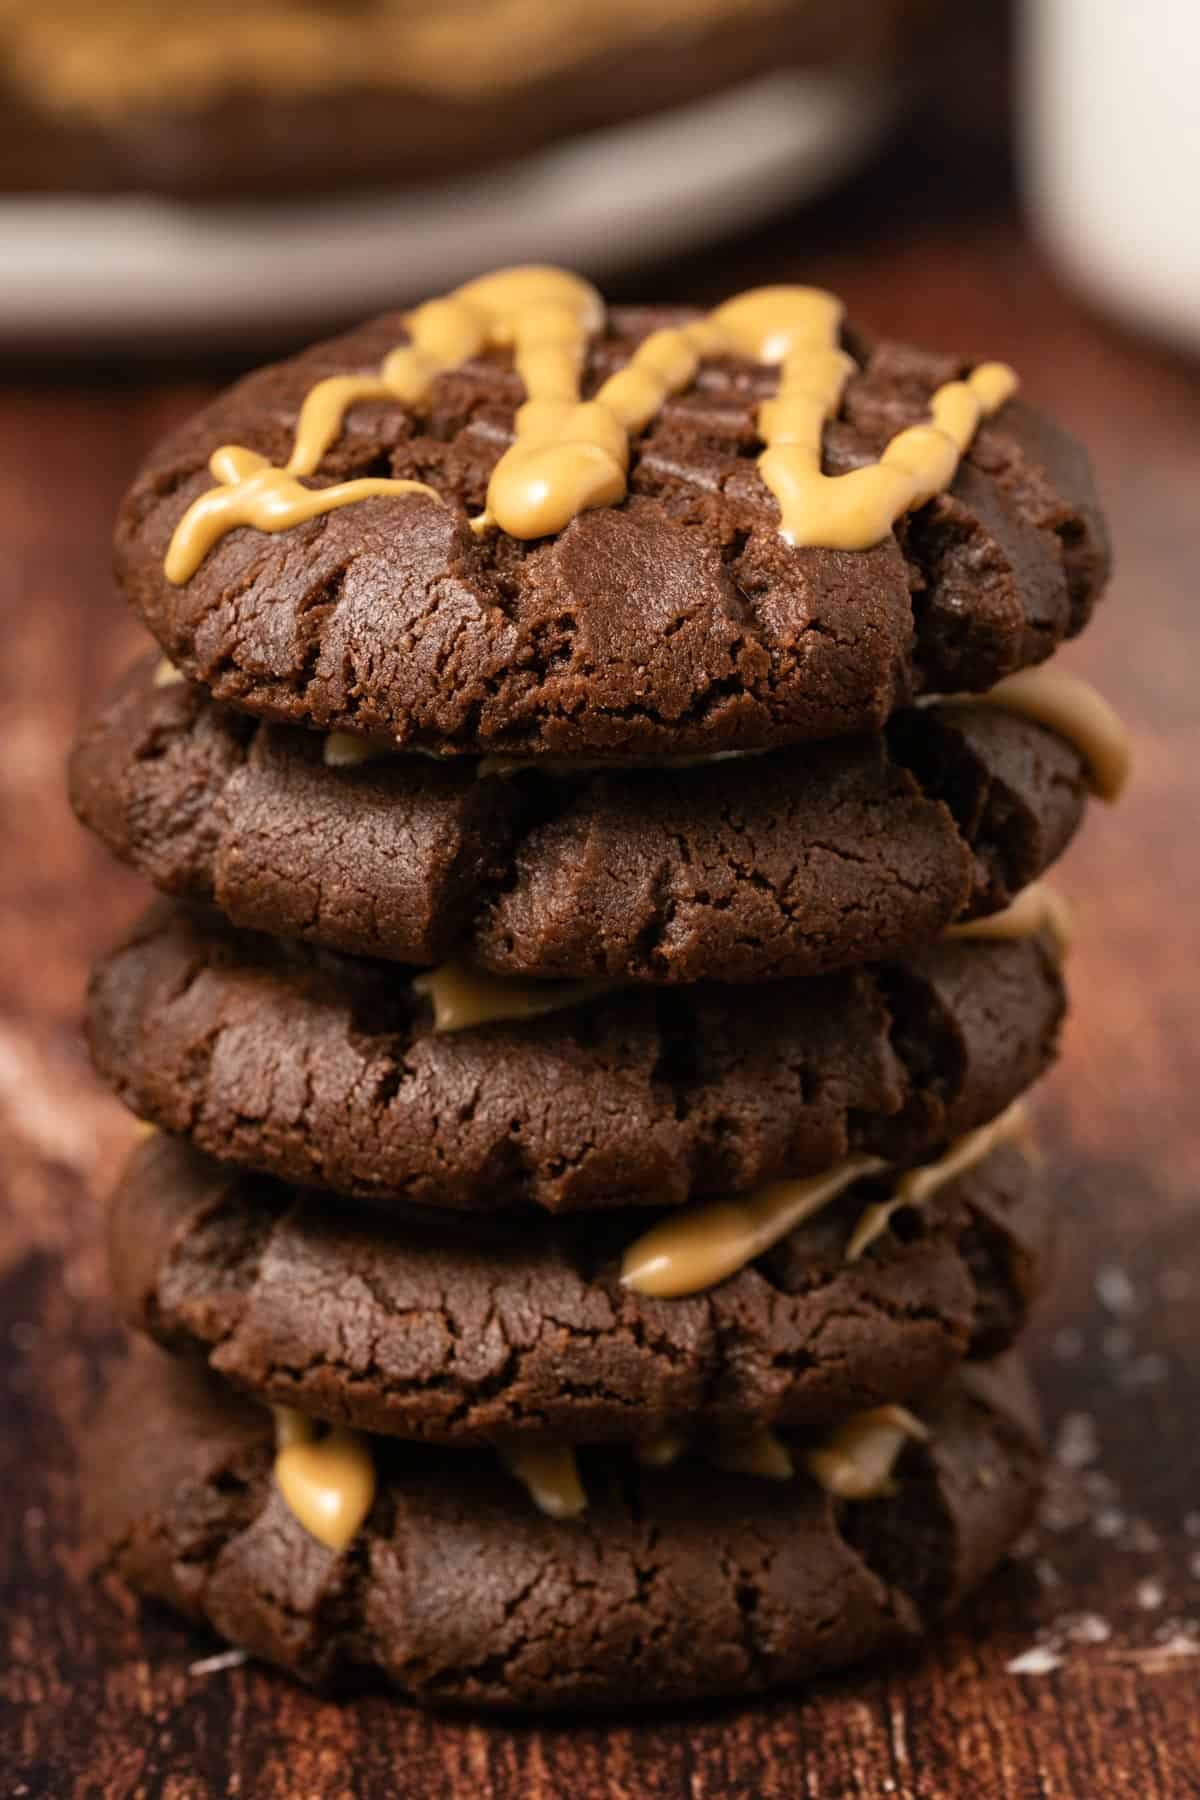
(165, 267), (602, 584)
(164, 446), (445, 586)
(502, 1445), (587, 1519)
(164, 266), (1020, 582)
(948, 666), (1132, 803)
(845, 1098), (1030, 1263)
(804, 1405), (928, 1501)
(946, 881), (1074, 958)
(271, 1406), (376, 1552)
(709, 289), (1017, 549)
(619, 1155), (888, 1300)
(413, 959), (615, 1033)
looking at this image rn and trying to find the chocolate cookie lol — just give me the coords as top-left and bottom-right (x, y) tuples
(0, 0), (895, 199)
(70, 655), (1088, 982)
(114, 298), (1108, 760)
(112, 1130), (1049, 1446)
(86, 900), (1065, 1213)
(86, 1344), (1043, 1709)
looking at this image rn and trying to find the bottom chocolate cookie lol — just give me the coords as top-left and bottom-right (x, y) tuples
(86, 1346), (1042, 1711)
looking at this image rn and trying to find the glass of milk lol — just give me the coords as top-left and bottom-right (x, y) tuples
(1022, 0), (1200, 349)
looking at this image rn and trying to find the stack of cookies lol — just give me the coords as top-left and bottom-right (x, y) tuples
(71, 267), (1128, 1709)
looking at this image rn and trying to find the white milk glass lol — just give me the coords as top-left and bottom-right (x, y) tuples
(1023, 0), (1200, 349)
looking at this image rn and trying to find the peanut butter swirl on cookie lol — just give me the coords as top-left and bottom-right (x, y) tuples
(165, 264), (1019, 582)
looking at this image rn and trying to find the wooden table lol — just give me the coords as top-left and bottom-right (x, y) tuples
(2, 112), (1199, 1799)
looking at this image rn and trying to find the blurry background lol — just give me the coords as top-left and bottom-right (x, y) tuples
(2, 2), (1199, 1794)
(0, 0), (938, 345)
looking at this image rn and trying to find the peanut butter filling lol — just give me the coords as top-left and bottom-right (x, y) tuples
(941, 666), (1131, 803)
(151, 658), (184, 688)
(635, 1430), (690, 1469)
(475, 747), (763, 778)
(413, 958), (615, 1032)
(268, 1405), (934, 1539)
(621, 1100), (1032, 1298)
(640, 1427), (795, 1480)
(945, 881), (1074, 958)
(508, 1411), (931, 1515)
(271, 1406), (377, 1552)
(712, 1427), (795, 1481)
(164, 265), (1019, 583)
(620, 1155), (888, 1299)
(501, 1445), (587, 1520)
(322, 730), (389, 769)
(804, 1404), (928, 1500)
(845, 1098), (1030, 1262)
(320, 739), (757, 774)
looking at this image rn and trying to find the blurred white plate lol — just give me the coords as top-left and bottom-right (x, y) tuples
(0, 66), (891, 345)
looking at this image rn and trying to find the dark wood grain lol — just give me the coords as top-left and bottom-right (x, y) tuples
(3, 116), (1200, 1799)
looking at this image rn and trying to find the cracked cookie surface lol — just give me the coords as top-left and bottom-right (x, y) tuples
(112, 1132), (1049, 1445)
(85, 1343), (1043, 1709)
(71, 655), (1088, 981)
(114, 307), (1108, 758)
(86, 900), (1065, 1213)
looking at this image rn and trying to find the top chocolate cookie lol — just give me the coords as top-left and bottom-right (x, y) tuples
(116, 268), (1109, 759)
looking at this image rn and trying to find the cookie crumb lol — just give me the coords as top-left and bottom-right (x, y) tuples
(188, 1649), (247, 1677)
(1007, 1645), (1063, 1675)
(1054, 1411), (1098, 1471)
(1095, 1264), (1138, 1316)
